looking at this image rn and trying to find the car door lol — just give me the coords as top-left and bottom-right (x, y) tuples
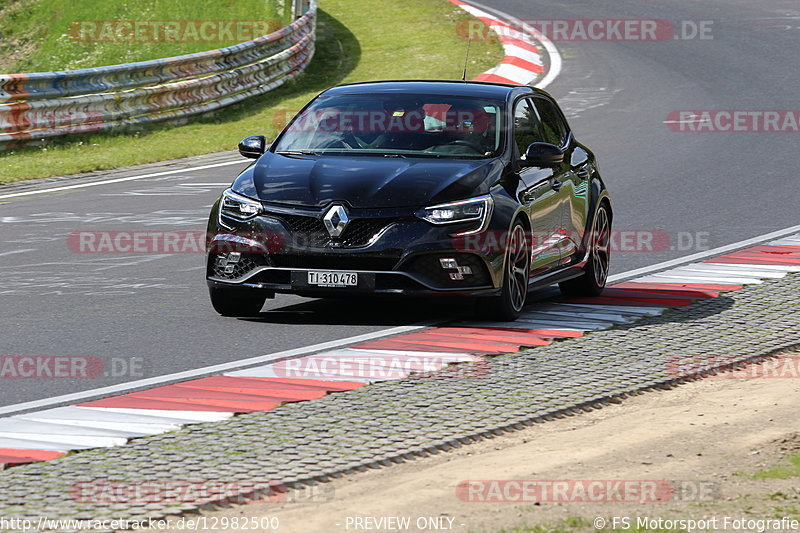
(511, 98), (561, 277)
(531, 96), (588, 266)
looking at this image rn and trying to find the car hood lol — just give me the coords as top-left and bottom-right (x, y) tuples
(235, 152), (501, 208)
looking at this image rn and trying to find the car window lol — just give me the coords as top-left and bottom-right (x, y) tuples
(273, 94), (504, 159)
(512, 98), (542, 157)
(533, 97), (569, 147)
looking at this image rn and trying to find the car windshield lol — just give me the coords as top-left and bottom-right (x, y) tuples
(273, 93), (505, 158)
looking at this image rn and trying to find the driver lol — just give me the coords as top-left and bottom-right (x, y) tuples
(443, 103), (491, 153)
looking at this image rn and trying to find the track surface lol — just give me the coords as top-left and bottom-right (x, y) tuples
(1, 0), (798, 406)
(480, 0), (800, 264)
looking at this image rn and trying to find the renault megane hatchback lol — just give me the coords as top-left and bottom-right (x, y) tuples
(206, 80), (611, 320)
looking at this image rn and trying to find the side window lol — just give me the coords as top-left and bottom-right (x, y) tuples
(533, 97), (569, 147)
(512, 99), (541, 156)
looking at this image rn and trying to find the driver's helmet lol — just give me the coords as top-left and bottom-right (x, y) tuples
(444, 103), (491, 142)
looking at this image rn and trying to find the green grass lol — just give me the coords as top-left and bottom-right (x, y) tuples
(0, 0), (503, 183)
(0, 0), (287, 72)
(753, 453), (800, 479)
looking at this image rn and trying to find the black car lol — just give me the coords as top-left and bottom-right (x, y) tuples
(206, 80), (611, 320)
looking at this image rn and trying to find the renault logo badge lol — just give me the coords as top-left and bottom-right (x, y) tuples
(323, 204), (349, 238)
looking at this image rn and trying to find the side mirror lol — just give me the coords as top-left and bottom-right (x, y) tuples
(520, 142), (564, 167)
(238, 135), (266, 159)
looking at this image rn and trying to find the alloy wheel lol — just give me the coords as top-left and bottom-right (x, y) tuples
(507, 224), (530, 311)
(592, 206), (611, 287)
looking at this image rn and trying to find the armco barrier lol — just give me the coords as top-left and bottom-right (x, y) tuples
(0, 2), (316, 148)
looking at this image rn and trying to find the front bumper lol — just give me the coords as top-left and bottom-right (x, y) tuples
(205, 201), (505, 297)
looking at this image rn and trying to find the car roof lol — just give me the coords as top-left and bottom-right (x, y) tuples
(323, 80), (537, 99)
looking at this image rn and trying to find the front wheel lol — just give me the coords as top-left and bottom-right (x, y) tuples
(477, 221), (530, 321)
(209, 286), (267, 317)
(559, 203), (611, 297)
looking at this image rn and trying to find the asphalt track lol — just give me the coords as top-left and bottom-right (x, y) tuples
(1, 0), (798, 407)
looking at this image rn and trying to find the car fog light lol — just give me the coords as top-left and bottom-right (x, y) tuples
(440, 258), (473, 280)
(216, 252), (243, 274)
(440, 258), (458, 269)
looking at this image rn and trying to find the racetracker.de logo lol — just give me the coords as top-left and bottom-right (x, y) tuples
(1, 110), (105, 134)
(276, 107), (492, 134)
(67, 20), (283, 43)
(666, 110), (800, 132)
(666, 354), (800, 379)
(455, 19), (713, 42)
(452, 230), (710, 254)
(66, 231), (285, 254)
(455, 480), (718, 503)
(0, 356), (143, 379)
(69, 480), (288, 505)
(272, 354), (490, 380)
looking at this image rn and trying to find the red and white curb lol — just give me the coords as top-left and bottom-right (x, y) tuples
(2, 234), (799, 469)
(449, 0), (545, 86)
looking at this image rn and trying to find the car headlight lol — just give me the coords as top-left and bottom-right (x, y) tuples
(417, 195), (493, 232)
(220, 189), (263, 220)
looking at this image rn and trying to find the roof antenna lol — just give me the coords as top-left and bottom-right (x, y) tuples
(461, 37), (472, 81)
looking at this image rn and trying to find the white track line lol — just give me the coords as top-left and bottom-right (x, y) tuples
(679, 262), (799, 274)
(79, 407), (232, 422)
(674, 265), (787, 278)
(0, 159), (244, 200)
(608, 225), (800, 283)
(771, 238), (800, 246)
(635, 275), (762, 285)
(0, 248), (36, 257)
(18, 405), (212, 425)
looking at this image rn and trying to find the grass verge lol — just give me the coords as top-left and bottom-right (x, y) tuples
(0, 0), (503, 184)
(753, 453), (800, 480)
(0, 0), (286, 73)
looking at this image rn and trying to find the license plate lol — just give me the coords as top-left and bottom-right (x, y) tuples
(307, 271), (358, 287)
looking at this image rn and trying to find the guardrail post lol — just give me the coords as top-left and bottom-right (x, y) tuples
(292, 0), (310, 19)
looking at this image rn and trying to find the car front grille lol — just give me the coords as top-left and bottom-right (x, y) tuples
(269, 254), (400, 271)
(270, 213), (394, 248)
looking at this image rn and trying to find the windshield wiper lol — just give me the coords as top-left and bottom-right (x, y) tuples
(382, 153), (408, 158)
(276, 150), (320, 156)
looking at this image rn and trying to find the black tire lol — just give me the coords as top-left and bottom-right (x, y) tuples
(209, 287), (267, 317)
(559, 203), (611, 297)
(477, 221), (530, 321)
